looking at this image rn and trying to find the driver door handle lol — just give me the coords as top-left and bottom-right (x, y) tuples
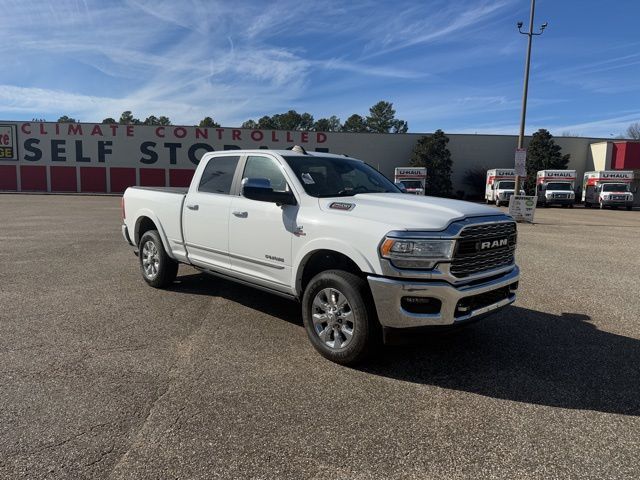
(233, 211), (248, 218)
(186, 204), (199, 211)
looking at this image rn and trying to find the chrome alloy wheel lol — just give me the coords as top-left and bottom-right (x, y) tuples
(142, 240), (160, 279)
(311, 288), (354, 349)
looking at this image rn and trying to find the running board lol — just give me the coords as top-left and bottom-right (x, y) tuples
(194, 266), (298, 301)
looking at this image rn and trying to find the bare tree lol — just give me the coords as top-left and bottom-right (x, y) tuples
(625, 122), (640, 140)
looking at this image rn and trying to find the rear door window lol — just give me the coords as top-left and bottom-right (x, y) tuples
(198, 156), (240, 194)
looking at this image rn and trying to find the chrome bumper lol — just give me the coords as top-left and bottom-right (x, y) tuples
(602, 199), (633, 207)
(367, 266), (519, 328)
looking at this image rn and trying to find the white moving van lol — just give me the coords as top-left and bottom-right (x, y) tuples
(536, 170), (576, 207)
(485, 169), (525, 206)
(582, 170), (634, 210)
(394, 167), (427, 195)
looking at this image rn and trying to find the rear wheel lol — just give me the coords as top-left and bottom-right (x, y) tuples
(302, 270), (379, 365)
(138, 230), (179, 288)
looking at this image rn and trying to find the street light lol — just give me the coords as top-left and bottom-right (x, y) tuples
(514, 0), (548, 196)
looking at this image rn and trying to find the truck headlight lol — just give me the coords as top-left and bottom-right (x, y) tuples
(379, 238), (455, 269)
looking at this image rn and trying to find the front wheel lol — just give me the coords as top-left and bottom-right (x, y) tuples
(138, 230), (179, 288)
(495, 199), (501, 207)
(302, 270), (379, 365)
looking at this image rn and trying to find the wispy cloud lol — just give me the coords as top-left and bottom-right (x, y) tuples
(0, 0), (638, 139)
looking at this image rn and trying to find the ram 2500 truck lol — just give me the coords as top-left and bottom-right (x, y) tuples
(122, 148), (520, 365)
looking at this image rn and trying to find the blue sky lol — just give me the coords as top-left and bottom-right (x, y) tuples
(1, 0), (639, 137)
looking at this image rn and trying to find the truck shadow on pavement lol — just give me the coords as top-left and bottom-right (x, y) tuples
(171, 272), (640, 416)
(364, 307), (640, 416)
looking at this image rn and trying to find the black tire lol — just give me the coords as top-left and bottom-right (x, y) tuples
(302, 270), (379, 365)
(584, 202), (591, 208)
(627, 206), (633, 211)
(599, 201), (605, 210)
(569, 204), (574, 208)
(138, 230), (179, 288)
(495, 200), (501, 207)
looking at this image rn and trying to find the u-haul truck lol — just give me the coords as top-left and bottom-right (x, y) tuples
(394, 167), (427, 195)
(536, 170), (576, 207)
(485, 169), (525, 207)
(582, 170), (634, 210)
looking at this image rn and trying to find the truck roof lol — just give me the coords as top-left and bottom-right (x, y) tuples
(207, 148), (361, 161)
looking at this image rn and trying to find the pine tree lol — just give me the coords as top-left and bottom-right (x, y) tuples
(525, 129), (570, 194)
(410, 130), (453, 197)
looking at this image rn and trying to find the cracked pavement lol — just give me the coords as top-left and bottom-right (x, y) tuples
(1, 194), (639, 479)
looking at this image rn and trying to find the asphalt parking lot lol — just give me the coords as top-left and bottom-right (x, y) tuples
(1, 194), (639, 479)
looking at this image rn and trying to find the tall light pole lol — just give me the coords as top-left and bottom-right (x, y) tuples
(514, 0), (547, 195)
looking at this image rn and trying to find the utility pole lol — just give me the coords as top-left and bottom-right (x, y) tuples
(515, 0), (547, 195)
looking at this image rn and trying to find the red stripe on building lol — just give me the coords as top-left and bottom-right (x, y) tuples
(80, 167), (107, 193)
(50, 166), (77, 192)
(0, 165), (18, 191)
(20, 165), (47, 191)
(169, 169), (196, 187)
(109, 168), (136, 193)
(140, 168), (166, 187)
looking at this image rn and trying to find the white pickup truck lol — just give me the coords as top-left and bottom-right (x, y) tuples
(122, 147), (520, 364)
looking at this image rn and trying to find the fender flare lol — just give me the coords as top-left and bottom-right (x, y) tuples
(133, 208), (176, 260)
(292, 238), (378, 295)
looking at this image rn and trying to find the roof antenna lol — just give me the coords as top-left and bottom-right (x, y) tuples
(288, 145), (307, 154)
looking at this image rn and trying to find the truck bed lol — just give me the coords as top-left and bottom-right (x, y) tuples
(123, 186), (188, 259)
(128, 186), (188, 195)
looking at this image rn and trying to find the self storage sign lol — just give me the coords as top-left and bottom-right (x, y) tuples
(0, 124), (17, 160)
(0, 121), (337, 193)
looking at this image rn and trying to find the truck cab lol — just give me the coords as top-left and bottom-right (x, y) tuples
(582, 170), (635, 210)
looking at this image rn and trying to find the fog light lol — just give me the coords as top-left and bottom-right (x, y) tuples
(401, 297), (441, 314)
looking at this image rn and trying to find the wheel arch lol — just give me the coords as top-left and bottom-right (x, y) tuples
(295, 248), (373, 298)
(133, 210), (174, 259)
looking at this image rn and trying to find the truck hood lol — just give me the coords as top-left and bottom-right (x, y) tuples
(319, 193), (505, 231)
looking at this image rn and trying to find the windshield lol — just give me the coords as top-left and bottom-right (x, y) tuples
(547, 182), (572, 191)
(497, 181), (515, 189)
(283, 155), (400, 197)
(602, 183), (629, 192)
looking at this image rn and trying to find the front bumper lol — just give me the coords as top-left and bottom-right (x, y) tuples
(544, 197), (574, 205)
(367, 266), (519, 328)
(601, 199), (633, 207)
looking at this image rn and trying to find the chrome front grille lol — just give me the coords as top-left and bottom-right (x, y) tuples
(450, 222), (517, 278)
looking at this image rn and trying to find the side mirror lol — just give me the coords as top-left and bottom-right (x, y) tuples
(395, 182), (407, 193)
(242, 178), (297, 206)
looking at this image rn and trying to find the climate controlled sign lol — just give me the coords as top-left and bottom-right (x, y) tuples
(0, 121), (331, 193)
